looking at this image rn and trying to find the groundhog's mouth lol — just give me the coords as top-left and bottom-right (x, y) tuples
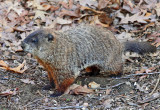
(21, 41), (33, 53)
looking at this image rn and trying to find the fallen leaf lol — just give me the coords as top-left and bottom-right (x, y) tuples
(135, 68), (146, 74)
(55, 17), (72, 25)
(65, 84), (93, 95)
(41, 4), (51, 11)
(59, 1), (69, 9)
(20, 78), (35, 85)
(98, 13), (113, 25)
(122, 3), (140, 14)
(119, 12), (151, 24)
(34, 10), (48, 21)
(155, 3), (160, 16)
(94, 15), (109, 27)
(103, 99), (113, 108)
(59, 9), (80, 18)
(0, 60), (27, 74)
(88, 81), (100, 89)
(105, 89), (111, 95)
(0, 88), (18, 96)
(81, 6), (104, 14)
(77, 0), (98, 7)
(7, 2), (24, 16)
(50, 5), (59, 12)
(98, 0), (110, 10)
(141, 0), (157, 10)
(115, 32), (134, 42)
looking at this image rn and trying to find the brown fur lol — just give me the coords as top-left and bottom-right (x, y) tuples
(21, 24), (156, 96)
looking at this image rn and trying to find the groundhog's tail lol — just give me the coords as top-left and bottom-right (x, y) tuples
(124, 41), (157, 55)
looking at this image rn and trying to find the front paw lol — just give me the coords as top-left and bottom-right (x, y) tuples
(42, 84), (55, 90)
(50, 92), (63, 97)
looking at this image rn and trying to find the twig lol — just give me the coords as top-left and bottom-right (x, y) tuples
(149, 74), (160, 96)
(89, 82), (125, 90)
(111, 82), (126, 88)
(119, 72), (160, 79)
(44, 106), (85, 109)
(138, 93), (160, 104)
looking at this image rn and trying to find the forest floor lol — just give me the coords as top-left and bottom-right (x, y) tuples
(0, 0), (160, 109)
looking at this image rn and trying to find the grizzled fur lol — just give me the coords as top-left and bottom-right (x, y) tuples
(21, 24), (156, 96)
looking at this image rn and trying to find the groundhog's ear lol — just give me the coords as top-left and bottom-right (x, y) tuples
(47, 34), (54, 41)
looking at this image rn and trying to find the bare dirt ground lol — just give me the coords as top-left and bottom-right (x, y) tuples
(0, 49), (160, 109)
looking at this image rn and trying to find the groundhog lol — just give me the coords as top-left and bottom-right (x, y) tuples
(21, 24), (156, 97)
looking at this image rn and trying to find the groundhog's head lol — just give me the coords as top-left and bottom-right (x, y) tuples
(21, 29), (54, 56)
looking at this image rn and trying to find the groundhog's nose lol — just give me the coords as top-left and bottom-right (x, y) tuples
(21, 41), (25, 50)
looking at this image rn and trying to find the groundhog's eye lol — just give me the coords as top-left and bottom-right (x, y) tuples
(47, 34), (54, 41)
(31, 37), (38, 43)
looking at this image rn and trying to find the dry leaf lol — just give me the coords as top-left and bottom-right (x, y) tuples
(0, 88), (18, 96)
(42, 5), (51, 11)
(103, 99), (113, 108)
(59, 10), (80, 18)
(155, 3), (160, 16)
(50, 5), (59, 12)
(135, 68), (146, 74)
(55, 17), (72, 25)
(20, 78), (35, 85)
(98, 13), (113, 25)
(7, 2), (24, 16)
(81, 6), (103, 14)
(0, 60), (27, 74)
(98, 0), (110, 10)
(105, 89), (111, 95)
(34, 10), (48, 21)
(88, 81), (100, 89)
(59, 1), (69, 9)
(94, 15), (109, 27)
(77, 0), (98, 7)
(65, 84), (93, 95)
(119, 13), (151, 24)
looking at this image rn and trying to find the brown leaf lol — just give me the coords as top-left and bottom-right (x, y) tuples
(0, 60), (8, 68)
(105, 89), (111, 95)
(135, 68), (146, 74)
(98, 0), (110, 10)
(59, 10), (81, 18)
(155, 3), (160, 16)
(98, 13), (113, 25)
(0, 60), (27, 74)
(119, 13), (151, 24)
(59, 1), (69, 9)
(42, 5), (51, 11)
(65, 84), (93, 95)
(55, 17), (72, 25)
(78, 0), (98, 7)
(50, 5), (59, 12)
(69, 0), (73, 9)
(0, 88), (18, 97)
(94, 15), (109, 27)
(81, 6), (104, 14)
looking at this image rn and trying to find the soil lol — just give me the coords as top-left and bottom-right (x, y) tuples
(0, 49), (160, 110)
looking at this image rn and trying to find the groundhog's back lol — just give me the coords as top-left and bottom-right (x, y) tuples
(45, 25), (123, 76)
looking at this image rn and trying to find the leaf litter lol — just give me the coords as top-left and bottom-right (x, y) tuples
(0, 0), (160, 109)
